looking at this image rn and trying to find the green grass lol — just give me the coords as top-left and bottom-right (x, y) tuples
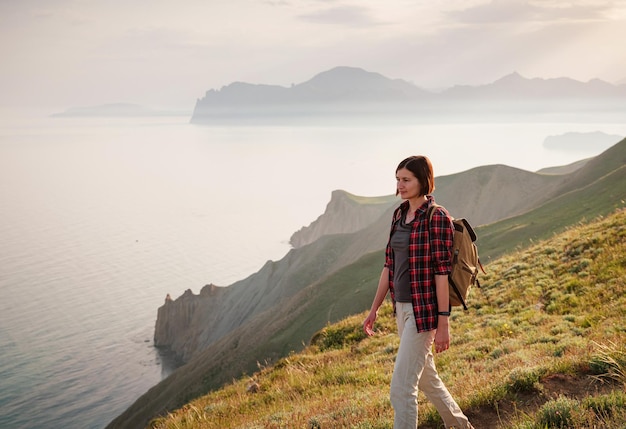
(111, 142), (626, 429)
(148, 209), (626, 429)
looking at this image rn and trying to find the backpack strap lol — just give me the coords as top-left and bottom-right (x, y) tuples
(427, 203), (440, 222)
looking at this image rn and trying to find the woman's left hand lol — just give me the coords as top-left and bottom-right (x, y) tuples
(434, 321), (450, 353)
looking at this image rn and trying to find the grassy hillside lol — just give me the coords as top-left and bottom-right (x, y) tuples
(109, 140), (626, 428)
(477, 164), (626, 261)
(149, 209), (626, 429)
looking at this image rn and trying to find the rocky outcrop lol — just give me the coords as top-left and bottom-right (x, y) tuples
(151, 209), (394, 364)
(154, 285), (224, 360)
(290, 190), (398, 248)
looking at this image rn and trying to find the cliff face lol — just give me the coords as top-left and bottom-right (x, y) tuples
(154, 285), (224, 360)
(290, 190), (398, 248)
(151, 213), (393, 363)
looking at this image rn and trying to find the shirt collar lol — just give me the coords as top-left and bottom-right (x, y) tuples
(401, 195), (434, 214)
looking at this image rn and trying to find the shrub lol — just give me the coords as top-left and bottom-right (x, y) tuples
(535, 395), (577, 428)
(505, 367), (542, 393)
(311, 321), (367, 351)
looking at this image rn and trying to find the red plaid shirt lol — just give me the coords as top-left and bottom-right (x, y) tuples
(385, 196), (454, 332)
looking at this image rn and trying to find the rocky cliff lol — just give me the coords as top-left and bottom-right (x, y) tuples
(290, 190), (398, 248)
(152, 198), (395, 363)
(154, 285), (225, 360)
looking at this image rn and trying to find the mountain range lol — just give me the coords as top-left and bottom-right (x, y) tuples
(191, 67), (626, 123)
(106, 137), (626, 428)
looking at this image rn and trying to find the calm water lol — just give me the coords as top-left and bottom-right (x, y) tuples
(0, 110), (624, 428)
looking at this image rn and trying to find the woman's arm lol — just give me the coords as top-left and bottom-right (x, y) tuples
(363, 267), (390, 336)
(434, 273), (450, 353)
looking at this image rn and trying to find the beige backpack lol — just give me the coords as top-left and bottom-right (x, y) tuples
(428, 204), (485, 310)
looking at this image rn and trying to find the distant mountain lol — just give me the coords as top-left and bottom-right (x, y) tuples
(288, 67), (430, 102)
(196, 66), (429, 105)
(52, 103), (188, 118)
(191, 67), (626, 123)
(542, 131), (624, 151)
(107, 139), (626, 429)
(441, 72), (626, 99)
(191, 66), (431, 123)
(52, 103), (152, 117)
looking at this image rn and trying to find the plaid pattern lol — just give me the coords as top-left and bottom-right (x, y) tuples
(385, 196), (454, 332)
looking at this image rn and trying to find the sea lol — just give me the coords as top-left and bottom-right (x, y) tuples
(0, 108), (624, 428)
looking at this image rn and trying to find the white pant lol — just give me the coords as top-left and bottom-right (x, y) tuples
(390, 302), (473, 429)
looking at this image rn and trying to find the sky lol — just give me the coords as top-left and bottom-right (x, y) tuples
(1, 0), (625, 110)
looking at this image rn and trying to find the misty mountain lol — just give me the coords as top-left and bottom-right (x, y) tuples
(291, 67), (429, 102)
(441, 72), (626, 100)
(52, 103), (155, 117)
(191, 67), (626, 123)
(51, 103), (187, 117)
(194, 67), (429, 107)
(543, 131), (624, 151)
(107, 139), (626, 428)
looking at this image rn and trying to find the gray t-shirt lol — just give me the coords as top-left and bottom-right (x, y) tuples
(390, 214), (413, 302)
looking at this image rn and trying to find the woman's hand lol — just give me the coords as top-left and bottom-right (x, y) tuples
(364, 267), (390, 337)
(434, 318), (450, 353)
(363, 311), (377, 336)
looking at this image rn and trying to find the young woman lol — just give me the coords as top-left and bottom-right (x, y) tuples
(363, 155), (474, 429)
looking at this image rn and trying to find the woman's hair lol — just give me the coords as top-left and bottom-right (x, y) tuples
(396, 155), (435, 196)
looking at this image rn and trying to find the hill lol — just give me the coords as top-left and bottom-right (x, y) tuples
(152, 209), (626, 428)
(190, 67), (626, 123)
(106, 139), (626, 428)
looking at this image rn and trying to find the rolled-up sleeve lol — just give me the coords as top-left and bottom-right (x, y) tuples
(430, 208), (454, 275)
(385, 207), (401, 270)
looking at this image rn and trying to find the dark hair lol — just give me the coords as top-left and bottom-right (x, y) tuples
(396, 155), (435, 196)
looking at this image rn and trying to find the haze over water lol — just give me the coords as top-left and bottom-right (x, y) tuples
(0, 109), (624, 428)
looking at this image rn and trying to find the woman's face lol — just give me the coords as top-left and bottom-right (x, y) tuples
(396, 167), (421, 199)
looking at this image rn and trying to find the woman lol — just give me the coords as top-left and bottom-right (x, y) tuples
(363, 155), (474, 429)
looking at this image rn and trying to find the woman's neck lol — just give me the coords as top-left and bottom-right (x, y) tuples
(407, 195), (428, 214)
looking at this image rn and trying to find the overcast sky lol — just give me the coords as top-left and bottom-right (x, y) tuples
(1, 0), (625, 110)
